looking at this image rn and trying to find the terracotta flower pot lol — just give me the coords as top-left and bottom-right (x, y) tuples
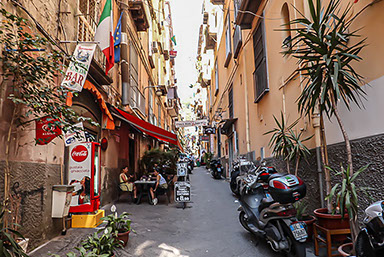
(314, 208), (350, 241)
(116, 230), (130, 247)
(300, 215), (316, 242)
(338, 242), (353, 257)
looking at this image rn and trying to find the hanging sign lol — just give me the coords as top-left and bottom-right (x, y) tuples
(177, 162), (188, 177)
(174, 181), (191, 202)
(203, 127), (216, 134)
(35, 116), (62, 145)
(61, 43), (96, 92)
(68, 143), (92, 207)
(63, 122), (87, 147)
(175, 119), (208, 128)
(169, 50), (177, 58)
(199, 135), (209, 142)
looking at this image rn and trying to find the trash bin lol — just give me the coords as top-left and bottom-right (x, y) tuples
(52, 185), (74, 218)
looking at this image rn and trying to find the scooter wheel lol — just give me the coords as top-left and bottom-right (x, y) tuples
(282, 224), (306, 257)
(239, 211), (252, 233)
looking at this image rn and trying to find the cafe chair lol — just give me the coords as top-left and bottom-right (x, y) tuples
(155, 180), (172, 205)
(117, 181), (134, 203)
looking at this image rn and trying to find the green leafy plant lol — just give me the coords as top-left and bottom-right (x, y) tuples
(51, 247), (109, 257)
(293, 201), (308, 221)
(0, 207), (29, 257)
(81, 227), (122, 256)
(203, 152), (213, 169)
(325, 164), (372, 243)
(283, 0), (367, 178)
(139, 148), (179, 175)
(100, 212), (133, 235)
(288, 129), (313, 176)
(264, 112), (298, 174)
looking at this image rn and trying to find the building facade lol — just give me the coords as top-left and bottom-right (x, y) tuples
(0, 0), (180, 249)
(198, 0), (384, 208)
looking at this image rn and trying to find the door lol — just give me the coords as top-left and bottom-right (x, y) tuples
(129, 138), (135, 172)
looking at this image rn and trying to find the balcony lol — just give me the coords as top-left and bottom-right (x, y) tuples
(205, 29), (216, 50)
(210, 0), (224, 4)
(203, 12), (208, 24)
(163, 50), (169, 60)
(166, 99), (179, 118)
(233, 25), (242, 59)
(129, 0), (149, 31)
(235, 0), (262, 29)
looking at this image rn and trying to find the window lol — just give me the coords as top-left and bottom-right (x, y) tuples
(224, 13), (232, 67)
(281, 3), (291, 48)
(148, 86), (154, 124)
(253, 21), (269, 103)
(233, 0), (242, 59)
(77, 0), (105, 66)
(228, 85), (233, 118)
(215, 61), (219, 96)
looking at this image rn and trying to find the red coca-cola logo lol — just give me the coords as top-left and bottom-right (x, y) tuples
(71, 145), (88, 162)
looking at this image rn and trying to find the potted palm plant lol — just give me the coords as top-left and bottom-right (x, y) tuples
(282, 0), (369, 251)
(100, 212), (133, 247)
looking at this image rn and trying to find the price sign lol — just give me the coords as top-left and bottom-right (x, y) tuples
(177, 162), (188, 177)
(174, 181), (191, 202)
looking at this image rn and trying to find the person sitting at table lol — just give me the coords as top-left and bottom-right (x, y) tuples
(119, 166), (138, 203)
(149, 168), (168, 205)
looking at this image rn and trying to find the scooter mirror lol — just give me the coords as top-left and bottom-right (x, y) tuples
(261, 160), (267, 166)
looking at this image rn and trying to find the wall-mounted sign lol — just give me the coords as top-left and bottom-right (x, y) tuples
(61, 43), (96, 92)
(63, 122), (87, 147)
(204, 127), (216, 134)
(199, 135), (209, 142)
(177, 162), (188, 177)
(174, 181), (191, 202)
(35, 116), (62, 145)
(175, 119), (208, 128)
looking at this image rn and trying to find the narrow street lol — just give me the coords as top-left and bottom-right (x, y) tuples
(30, 167), (316, 257)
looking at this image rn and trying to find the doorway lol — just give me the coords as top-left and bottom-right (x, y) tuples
(129, 138), (135, 172)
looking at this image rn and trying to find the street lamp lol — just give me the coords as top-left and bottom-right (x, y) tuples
(143, 85), (165, 97)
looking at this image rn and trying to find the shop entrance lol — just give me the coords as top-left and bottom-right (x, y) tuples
(129, 138), (135, 172)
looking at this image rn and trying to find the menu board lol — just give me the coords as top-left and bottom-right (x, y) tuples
(174, 181), (191, 202)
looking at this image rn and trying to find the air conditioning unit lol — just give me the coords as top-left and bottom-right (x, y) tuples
(152, 41), (158, 53)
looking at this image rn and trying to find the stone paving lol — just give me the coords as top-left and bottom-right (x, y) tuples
(29, 167), (318, 257)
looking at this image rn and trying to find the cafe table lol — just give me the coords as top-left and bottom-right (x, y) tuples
(134, 180), (156, 204)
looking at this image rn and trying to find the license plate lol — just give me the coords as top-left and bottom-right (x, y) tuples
(289, 223), (307, 240)
(217, 168), (221, 172)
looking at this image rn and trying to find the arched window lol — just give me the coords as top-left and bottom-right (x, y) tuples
(281, 3), (291, 48)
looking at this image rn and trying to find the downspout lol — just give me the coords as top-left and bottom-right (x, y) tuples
(312, 106), (324, 208)
(241, 46), (251, 153)
(121, 0), (130, 105)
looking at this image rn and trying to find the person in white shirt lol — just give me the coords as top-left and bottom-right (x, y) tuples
(150, 168), (168, 205)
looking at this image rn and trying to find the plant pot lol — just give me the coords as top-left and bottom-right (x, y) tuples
(116, 230), (130, 247)
(314, 208), (350, 241)
(16, 238), (29, 252)
(300, 215), (316, 242)
(338, 242), (353, 256)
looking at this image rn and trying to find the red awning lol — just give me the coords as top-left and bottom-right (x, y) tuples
(115, 108), (179, 147)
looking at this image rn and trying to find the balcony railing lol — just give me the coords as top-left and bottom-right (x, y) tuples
(128, 0), (149, 31)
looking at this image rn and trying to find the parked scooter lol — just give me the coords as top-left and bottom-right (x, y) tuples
(230, 159), (256, 196)
(210, 159), (223, 179)
(238, 161), (307, 257)
(187, 158), (194, 174)
(355, 201), (384, 257)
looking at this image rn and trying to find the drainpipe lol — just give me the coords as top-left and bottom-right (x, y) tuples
(121, 0), (130, 105)
(242, 47), (251, 153)
(312, 106), (325, 208)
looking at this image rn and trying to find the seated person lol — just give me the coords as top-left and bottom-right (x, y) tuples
(119, 166), (138, 202)
(150, 168), (168, 205)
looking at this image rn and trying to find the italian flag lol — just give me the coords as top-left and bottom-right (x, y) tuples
(95, 0), (114, 75)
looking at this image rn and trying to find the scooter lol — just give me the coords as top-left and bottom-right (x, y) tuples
(230, 159), (256, 196)
(355, 200), (384, 257)
(238, 162), (307, 257)
(210, 159), (222, 179)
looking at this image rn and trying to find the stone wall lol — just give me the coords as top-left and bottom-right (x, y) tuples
(264, 133), (384, 219)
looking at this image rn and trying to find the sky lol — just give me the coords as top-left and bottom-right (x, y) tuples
(169, 0), (203, 108)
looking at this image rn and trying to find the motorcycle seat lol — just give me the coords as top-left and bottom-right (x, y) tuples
(259, 197), (275, 212)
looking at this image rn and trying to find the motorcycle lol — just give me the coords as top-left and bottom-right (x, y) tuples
(238, 161), (307, 257)
(210, 159), (223, 179)
(187, 158), (194, 174)
(355, 200), (384, 257)
(230, 159), (256, 196)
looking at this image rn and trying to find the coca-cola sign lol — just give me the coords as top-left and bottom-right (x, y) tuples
(71, 145), (88, 162)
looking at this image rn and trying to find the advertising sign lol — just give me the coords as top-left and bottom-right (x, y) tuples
(169, 50), (177, 58)
(177, 162), (188, 177)
(63, 122), (87, 147)
(35, 116), (62, 145)
(61, 43), (96, 92)
(203, 127), (216, 134)
(174, 181), (191, 202)
(199, 135), (210, 142)
(68, 143), (92, 207)
(175, 119), (208, 128)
